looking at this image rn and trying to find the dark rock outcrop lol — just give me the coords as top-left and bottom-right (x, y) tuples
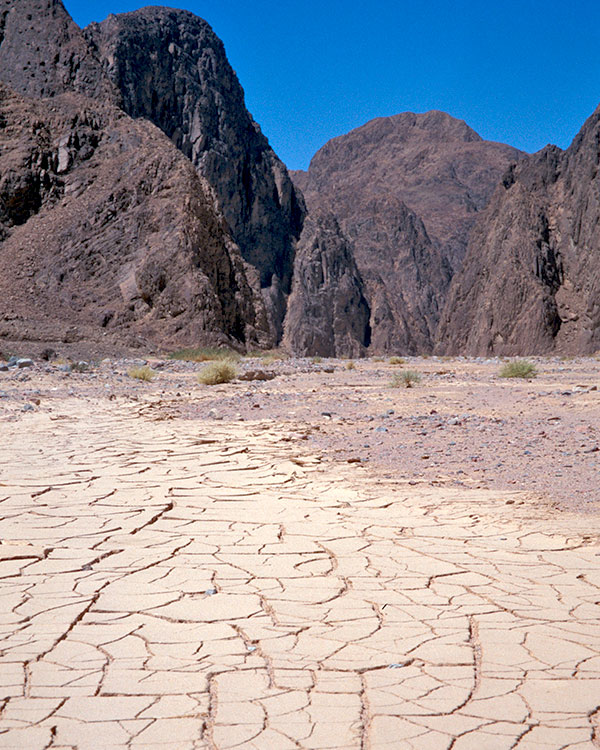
(87, 7), (305, 339)
(293, 111), (522, 353)
(283, 212), (370, 357)
(0, 0), (307, 352)
(0, 83), (272, 349)
(437, 105), (600, 356)
(0, 84), (270, 350)
(295, 111), (523, 272)
(0, 0), (117, 102)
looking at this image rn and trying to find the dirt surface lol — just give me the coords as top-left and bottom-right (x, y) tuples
(1, 355), (600, 748)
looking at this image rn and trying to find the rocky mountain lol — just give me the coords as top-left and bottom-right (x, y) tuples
(0, 83), (269, 351)
(293, 111), (523, 353)
(86, 7), (305, 339)
(283, 211), (370, 357)
(0, 0), (302, 353)
(0, 0), (117, 102)
(437, 105), (600, 355)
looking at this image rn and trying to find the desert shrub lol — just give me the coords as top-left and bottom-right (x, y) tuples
(170, 347), (240, 362)
(128, 365), (156, 381)
(499, 360), (537, 379)
(311, 356), (323, 364)
(391, 370), (422, 388)
(346, 360), (356, 370)
(198, 361), (237, 385)
(388, 356), (405, 365)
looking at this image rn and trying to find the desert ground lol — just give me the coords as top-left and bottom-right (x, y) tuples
(1, 353), (600, 749)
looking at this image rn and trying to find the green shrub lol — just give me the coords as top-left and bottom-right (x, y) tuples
(391, 370), (422, 388)
(499, 360), (537, 379)
(170, 347), (240, 362)
(128, 365), (156, 381)
(198, 361), (237, 385)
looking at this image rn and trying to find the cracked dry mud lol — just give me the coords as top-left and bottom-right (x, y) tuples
(1, 361), (600, 749)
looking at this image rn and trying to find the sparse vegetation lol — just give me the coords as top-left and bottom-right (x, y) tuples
(499, 360), (537, 379)
(311, 356), (323, 364)
(128, 365), (156, 381)
(170, 347), (240, 363)
(388, 356), (405, 365)
(246, 348), (288, 359)
(346, 360), (356, 370)
(391, 370), (422, 388)
(198, 361), (237, 385)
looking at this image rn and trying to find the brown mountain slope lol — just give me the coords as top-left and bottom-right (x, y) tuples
(0, 0), (117, 102)
(292, 111), (523, 354)
(87, 7), (305, 339)
(283, 211), (371, 357)
(0, 84), (269, 351)
(295, 111), (524, 272)
(437, 104), (600, 356)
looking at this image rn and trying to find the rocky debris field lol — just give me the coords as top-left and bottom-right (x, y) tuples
(1, 353), (600, 748)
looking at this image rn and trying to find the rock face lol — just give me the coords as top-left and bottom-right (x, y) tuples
(0, 1), (276, 351)
(0, 0), (117, 102)
(293, 111), (522, 353)
(437, 105), (600, 355)
(0, 84), (269, 350)
(86, 7), (305, 339)
(0, 0), (307, 352)
(283, 212), (370, 357)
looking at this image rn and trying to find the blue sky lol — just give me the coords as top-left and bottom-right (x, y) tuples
(66, 0), (600, 170)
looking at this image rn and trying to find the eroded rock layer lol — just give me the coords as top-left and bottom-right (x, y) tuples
(437, 105), (600, 355)
(0, 84), (269, 350)
(283, 211), (371, 357)
(293, 111), (522, 353)
(87, 7), (305, 338)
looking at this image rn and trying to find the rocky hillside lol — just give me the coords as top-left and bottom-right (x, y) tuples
(283, 211), (371, 357)
(293, 112), (523, 353)
(86, 7), (305, 338)
(437, 105), (600, 356)
(0, 0), (303, 353)
(0, 0), (117, 102)
(0, 84), (270, 351)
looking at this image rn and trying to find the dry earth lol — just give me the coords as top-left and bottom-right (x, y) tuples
(1, 355), (600, 749)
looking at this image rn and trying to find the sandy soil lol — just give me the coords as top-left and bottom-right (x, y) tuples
(1, 355), (600, 749)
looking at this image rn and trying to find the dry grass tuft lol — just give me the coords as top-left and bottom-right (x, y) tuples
(499, 360), (537, 379)
(170, 347), (240, 363)
(128, 365), (156, 382)
(345, 361), (356, 370)
(388, 356), (405, 365)
(391, 370), (422, 388)
(198, 361), (237, 385)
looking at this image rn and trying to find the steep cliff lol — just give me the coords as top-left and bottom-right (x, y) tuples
(437, 105), (600, 355)
(283, 212), (370, 357)
(87, 7), (305, 339)
(293, 111), (522, 353)
(0, 0), (117, 101)
(0, 83), (270, 350)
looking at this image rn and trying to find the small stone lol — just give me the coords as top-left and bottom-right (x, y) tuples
(0, 364), (8, 372)
(205, 588), (217, 596)
(17, 358), (34, 369)
(374, 426), (388, 433)
(22, 403), (35, 412)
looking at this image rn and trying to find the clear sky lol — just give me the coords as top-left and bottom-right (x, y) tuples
(65, 0), (600, 170)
